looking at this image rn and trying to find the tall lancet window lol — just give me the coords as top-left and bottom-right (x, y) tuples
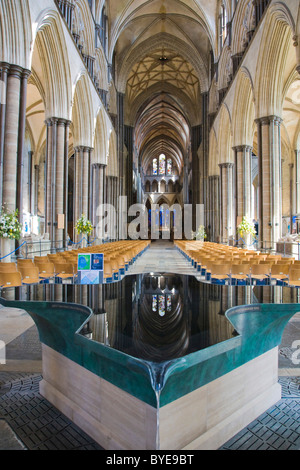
(159, 154), (166, 175)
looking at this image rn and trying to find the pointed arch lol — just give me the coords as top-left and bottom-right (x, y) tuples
(216, 104), (233, 169)
(208, 128), (219, 176)
(72, 72), (94, 147)
(33, 10), (72, 120)
(0, 0), (32, 69)
(255, 4), (296, 117)
(107, 130), (118, 177)
(94, 106), (109, 165)
(232, 67), (256, 146)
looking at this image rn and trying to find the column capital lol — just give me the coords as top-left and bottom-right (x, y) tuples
(7, 64), (24, 79)
(0, 62), (10, 73)
(83, 146), (93, 154)
(57, 118), (72, 127)
(232, 145), (253, 153)
(219, 162), (234, 169)
(74, 145), (85, 154)
(255, 115), (282, 126)
(93, 163), (102, 169)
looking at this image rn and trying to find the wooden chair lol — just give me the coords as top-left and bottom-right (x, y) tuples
(19, 266), (40, 285)
(104, 261), (113, 281)
(0, 263), (17, 273)
(54, 263), (74, 279)
(270, 265), (289, 284)
(17, 259), (34, 270)
(231, 264), (251, 283)
(250, 264), (272, 284)
(288, 268), (300, 287)
(209, 264), (231, 283)
(35, 262), (55, 279)
(0, 272), (22, 288)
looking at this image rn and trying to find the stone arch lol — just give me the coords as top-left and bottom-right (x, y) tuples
(217, 45), (233, 91)
(231, 0), (256, 55)
(107, 130), (118, 177)
(72, 0), (96, 57)
(216, 104), (233, 169)
(32, 10), (72, 120)
(71, 72), (94, 148)
(95, 47), (109, 92)
(232, 67), (256, 146)
(208, 128), (219, 176)
(94, 107), (109, 165)
(0, 0), (32, 69)
(255, 4), (297, 118)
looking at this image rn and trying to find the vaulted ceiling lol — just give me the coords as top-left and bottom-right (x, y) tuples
(108, 0), (216, 173)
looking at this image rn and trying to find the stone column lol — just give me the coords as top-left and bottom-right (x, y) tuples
(1, 64), (30, 213)
(208, 175), (220, 242)
(92, 164), (101, 229)
(289, 163), (295, 233)
(34, 165), (39, 215)
(233, 145), (252, 226)
(295, 150), (300, 219)
(0, 63), (9, 209)
(219, 163), (234, 244)
(255, 116), (282, 247)
(73, 146), (92, 242)
(16, 69), (31, 226)
(74, 146), (84, 226)
(45, 118), (70, 247)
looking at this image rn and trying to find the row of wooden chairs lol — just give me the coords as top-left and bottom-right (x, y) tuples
(0, 240), (151, 287)
(175, 240), (300, 286)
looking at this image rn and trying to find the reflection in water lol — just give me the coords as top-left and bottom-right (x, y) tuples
(1, 276), (299, 363)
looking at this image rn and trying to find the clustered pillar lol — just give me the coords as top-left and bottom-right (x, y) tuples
(73, 146), (93, 241)
(256, 115), (282, 248)
(233, 145), (253, 225)
(219, 163), (235, 244)
(0, 62), (30, 216)
(45, 118), (70, 248)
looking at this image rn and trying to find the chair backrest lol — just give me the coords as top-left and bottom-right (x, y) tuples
(289, 268), (300, 282)
(0, 272), (22, 287)
(231, 264), (251, 275)
(251, 264), (271, 275)
(0, 263), (17, 273)
(271, 265), (289, 275)
(210, 264), (231, 275)
(54, 263), (74, 274)
(17, 259), (34, 269)
(19, 266), (40, 280)
(35, 262), (55, 273)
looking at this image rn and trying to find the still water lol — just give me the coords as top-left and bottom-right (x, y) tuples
(1, 273), (299, 363)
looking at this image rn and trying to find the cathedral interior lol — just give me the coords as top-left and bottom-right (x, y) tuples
(0, 0), (300, 453)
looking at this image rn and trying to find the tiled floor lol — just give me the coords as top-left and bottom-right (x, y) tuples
(0, 241), (299, 450)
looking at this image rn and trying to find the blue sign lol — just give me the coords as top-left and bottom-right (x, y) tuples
(91, 254), (104, 271)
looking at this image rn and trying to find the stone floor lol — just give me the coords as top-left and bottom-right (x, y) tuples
(0, 240), (299, 450)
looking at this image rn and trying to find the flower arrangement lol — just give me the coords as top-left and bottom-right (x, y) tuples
(192, 225), (207, 241)
(0, 207), (22, 240)
(237, 216), (256, 237)
(75, 214), (93, 236)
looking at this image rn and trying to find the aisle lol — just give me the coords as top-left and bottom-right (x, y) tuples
(128, 240), (196, 275)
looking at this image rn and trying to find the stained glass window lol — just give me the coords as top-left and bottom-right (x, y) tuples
(159, 295), (165, 317)
(167, 159), (172, 176)
(159, 154), (166, 175)
(152, 295), (158, 312)
(167, 295), (172, 312)
(153, 159), (158, 175)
